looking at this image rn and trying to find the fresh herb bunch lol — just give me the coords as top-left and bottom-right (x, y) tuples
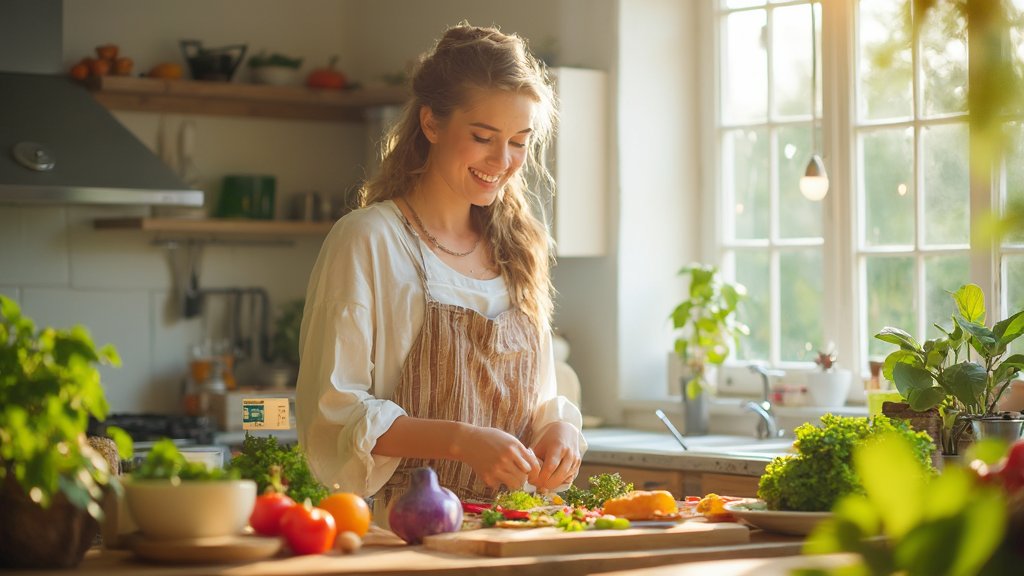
(494, 489), (544, 511)
(560, 472), (633, 510)
(227, 433), (328, 505)
(0, 295), (132, 519)
(758, 414), (936, 512)
(133, 438), (239, 481)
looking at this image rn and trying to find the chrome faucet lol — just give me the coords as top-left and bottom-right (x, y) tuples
(745, 364), (785, 439)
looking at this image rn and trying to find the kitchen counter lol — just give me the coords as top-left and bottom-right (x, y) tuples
(582, 428), (791, 477)
(7, 528), (806, 576)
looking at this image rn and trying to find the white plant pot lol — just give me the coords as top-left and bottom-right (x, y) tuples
(806, 369), (852, 408)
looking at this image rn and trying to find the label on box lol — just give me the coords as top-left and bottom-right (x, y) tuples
(242, 398), (290, 430)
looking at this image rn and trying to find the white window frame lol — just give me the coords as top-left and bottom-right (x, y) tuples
(703, 0), (1011, 381)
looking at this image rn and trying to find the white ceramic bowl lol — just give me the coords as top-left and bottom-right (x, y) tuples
(124, 479), (257, 540)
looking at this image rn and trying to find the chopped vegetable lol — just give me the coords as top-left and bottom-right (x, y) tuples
(480, 508), (505, 527)
(560, 472), (634, 510)
(757, 414), (936, 512)
(494, 490), (545, 510)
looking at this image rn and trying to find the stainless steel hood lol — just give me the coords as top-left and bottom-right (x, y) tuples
(0, 0), (202, 207)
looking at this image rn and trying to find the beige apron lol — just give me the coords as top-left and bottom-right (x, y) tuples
(378, 218), (543, 508)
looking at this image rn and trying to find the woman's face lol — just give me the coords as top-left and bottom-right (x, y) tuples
(420, 89), (537, 207)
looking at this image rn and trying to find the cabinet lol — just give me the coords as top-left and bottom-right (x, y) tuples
(575, 464), (761, 499)
(542, 68), (608, 257)
(576, 463), (687, 495)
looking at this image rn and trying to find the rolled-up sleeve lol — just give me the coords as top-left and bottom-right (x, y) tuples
(297, 299), (408, 496)
(530, 329), (588, 484)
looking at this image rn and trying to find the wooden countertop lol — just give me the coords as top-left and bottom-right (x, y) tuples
(5, 529), (806, 576)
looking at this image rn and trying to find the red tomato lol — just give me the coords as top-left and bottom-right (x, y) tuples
(1000, 441), (1024, 493)
(249, 492), (296, 536)
(280, 501), (337, 555)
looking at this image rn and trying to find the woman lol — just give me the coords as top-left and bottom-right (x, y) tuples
(296, 24), (586, 515)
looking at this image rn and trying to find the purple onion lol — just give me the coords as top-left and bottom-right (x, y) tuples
(388, 467), (463, 544)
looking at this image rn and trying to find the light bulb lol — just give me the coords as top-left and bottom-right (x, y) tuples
(799, 155), (829, 201)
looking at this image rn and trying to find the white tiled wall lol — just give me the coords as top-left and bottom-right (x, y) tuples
(0, 204), (321, 413)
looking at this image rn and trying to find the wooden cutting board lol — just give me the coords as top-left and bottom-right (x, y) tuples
(422, 519), (749, 557)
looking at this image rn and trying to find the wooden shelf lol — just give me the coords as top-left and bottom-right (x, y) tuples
(88, 76), (409, 122)
(94, 217), (335, 237)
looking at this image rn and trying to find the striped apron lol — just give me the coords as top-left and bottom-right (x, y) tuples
(378, 224), (543, 507)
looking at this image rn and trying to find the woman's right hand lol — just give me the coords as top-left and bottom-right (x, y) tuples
(456, 425), (540, 490)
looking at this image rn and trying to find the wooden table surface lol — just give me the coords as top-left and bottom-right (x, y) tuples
(3, 529), (808, 576)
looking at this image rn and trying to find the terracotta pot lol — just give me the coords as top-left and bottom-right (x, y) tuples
(0, 472), (99, 569)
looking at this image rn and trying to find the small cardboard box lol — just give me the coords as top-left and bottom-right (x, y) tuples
(208, 389), (295, 431)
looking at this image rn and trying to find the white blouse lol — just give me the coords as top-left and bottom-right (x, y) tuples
(296, 200), (586, 497)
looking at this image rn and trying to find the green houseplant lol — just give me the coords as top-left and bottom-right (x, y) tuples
(875, 284), (1024, 453)
(0, 295), (131, 568)
(670, 264), (748, 434)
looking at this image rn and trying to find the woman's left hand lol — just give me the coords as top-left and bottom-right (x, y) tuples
(529, 422), (582, 492)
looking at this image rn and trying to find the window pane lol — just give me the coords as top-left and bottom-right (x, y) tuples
(724, 0), (765, 8)
(862, 128), (914, 246)
(922, 123), (970, 245)
(858, 0), (912, 121)
(722, 9), (768, 123)
(734, 250), (770, 361)
(780, 249), (823, 361)
(924, 253), (969, 333)
(772, 4), (813, 118)
(725, 128), (770, 240)
(866, 255), (916, 357)
(1004, 255), (1024, 317)
(778, 125), (823, 238)
(1004, 122), (1024, 246)
(920, 1), (967, 116)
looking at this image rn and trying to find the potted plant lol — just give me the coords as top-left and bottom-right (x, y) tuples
(670, 263), (749, 435)
(805, 344), (853, 407)
(0, 295), (132, 568)
(875, 284), (1024, 454)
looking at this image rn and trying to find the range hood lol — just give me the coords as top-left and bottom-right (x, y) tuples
(0, 0), (202, 207)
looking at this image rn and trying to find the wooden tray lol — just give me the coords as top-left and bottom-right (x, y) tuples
(422, 518), (749, 557)
(132, 534), (282, 564)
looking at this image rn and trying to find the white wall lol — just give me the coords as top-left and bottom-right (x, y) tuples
(616, 0), (701, 410)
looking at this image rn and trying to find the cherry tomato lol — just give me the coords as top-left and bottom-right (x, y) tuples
(249, 492), (296, 536)
(280, 500), (337, 556)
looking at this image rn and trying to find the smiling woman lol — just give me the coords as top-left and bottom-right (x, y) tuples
(295, 23), (586, 526)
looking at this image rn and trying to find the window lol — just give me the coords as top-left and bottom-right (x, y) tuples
(712, 0), (1022, 375)
(717, 0), (825, 365)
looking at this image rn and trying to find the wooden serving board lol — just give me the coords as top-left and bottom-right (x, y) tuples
(422, 519), (749, 557)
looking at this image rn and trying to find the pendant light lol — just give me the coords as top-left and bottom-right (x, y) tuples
(799, 1), (829, 201)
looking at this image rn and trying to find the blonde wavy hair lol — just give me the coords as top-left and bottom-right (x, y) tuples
(362, 23), (557, 328)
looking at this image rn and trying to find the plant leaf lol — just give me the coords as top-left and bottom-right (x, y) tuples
(875, 327), (922, 351)
(951, 284), (986, 324)
(883, 349), (921, 383)
(906, 386), (946, 412)
(954, 314), (997, 355)
(854, 434), (925, 539)
(892, 362), (934, 396)
(941, 362), (988, 409)
(993, 309), (1024, 347)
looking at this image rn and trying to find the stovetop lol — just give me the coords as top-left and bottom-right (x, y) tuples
(88, 413), (218, 446)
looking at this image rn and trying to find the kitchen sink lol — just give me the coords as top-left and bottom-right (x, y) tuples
(583, 429), (794, 457)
